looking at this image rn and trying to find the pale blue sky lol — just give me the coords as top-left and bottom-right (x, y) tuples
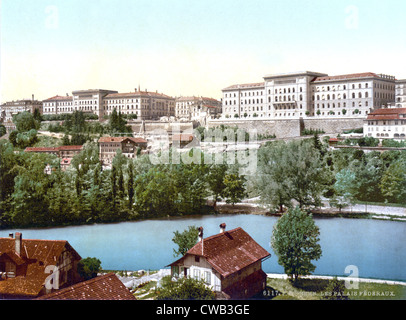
(1, 0), (405, 101)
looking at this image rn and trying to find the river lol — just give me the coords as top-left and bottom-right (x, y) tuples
(2, 214), (405, 282)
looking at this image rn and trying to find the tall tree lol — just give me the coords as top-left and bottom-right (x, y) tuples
(271, 207), (322, 283)
(127, 161), (134, 210)
(206, 164), (228, 210)
(256, 140), (327, 211)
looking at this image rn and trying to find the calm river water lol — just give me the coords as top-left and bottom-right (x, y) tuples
(2, 214), (405, 281)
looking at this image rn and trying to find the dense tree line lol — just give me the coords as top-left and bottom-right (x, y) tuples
(0, 141), (246, 228)
(253, 135), (406, 212)
(1, 130), (405, 228)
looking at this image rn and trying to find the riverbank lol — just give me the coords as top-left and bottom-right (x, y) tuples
(106, 269), (406, 300)
(215, 199), (406, 222)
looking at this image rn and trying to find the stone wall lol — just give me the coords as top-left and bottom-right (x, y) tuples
(129, 121), (194, 135)
(207, 117), (365, 138)
(128, 118), (364, 139)
(207, 119), (301, 138)
(301, 118), (364, 134)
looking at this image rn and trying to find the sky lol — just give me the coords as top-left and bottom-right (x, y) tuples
(1, 0), (405, 102)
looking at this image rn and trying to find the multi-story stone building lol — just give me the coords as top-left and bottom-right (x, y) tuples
(175, 96), (222, 120)
(395, 79), (406, 108)
(42, 95), (73, 115)
(0, 96), (43, 132)
(71, 89), (118, 118)
(222, 71), (397, 120)
(222, 82), (265, 119)
(103, 89), (175, 120)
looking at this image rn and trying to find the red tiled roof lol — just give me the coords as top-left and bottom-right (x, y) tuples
(43, 95), (73, 101)
(58, 145), (83, 151)
(366, 108), (406, 120)
(0, 235), (81, 297)
(312, 72), (379, 82)
(24, 147), (59, 153)
(128, 137), (148, 144)
(185, 227), (270, 278)
(36, 273), (136, 300)
(98, 136), (147, 144)
(98, 137), (127, 143)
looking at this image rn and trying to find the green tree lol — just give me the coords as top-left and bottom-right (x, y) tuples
(256, 140), (327, 210)
(156, 277), (215, 300)
(134, 166), (178, 217)
(10, 152), (57, 227)
(13, 111), (40, 132)
(271, 207), (322, 283)
(172, 226), (199, 257)
(222, 172), (246, 205)
(332, 168), (358, 211)
(127, 161), (135, 210)
(77, 257), (102, 280)
(206, 164), (228, 210)
(256, 142), (292, 212)
(109, 108), (131, 136)
(379, 159), (406, 203)
(0, 124), (6, 138)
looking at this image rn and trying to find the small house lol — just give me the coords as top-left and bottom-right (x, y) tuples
(0, 232), (82, 299)
(168, 223), (271, 299)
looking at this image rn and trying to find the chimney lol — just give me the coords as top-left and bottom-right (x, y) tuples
(220, 223), (226, 233)
(198, 227), (204, 242)
(32, 94), (34, 101)
(15, 232), (22, 256)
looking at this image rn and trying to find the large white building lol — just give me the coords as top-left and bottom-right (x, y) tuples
(42, 95), (73, 115)
(103, 89), (175, 120)
(42, 88), (175, 120)
(222, 71), (397, 120)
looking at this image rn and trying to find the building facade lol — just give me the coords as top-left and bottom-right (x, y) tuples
(395, 79), (406, 108)
(42, 95), (74, 115)
(364, 107), (406, 140)
(175, 96), (222, 120)
(222, 71), (397, 120)
(98, 136), (148, 168)
(103, 89), (175, 120)
(71, 89), (118, 118)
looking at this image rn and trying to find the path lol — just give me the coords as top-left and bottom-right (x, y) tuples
(116, 269), (171, 289)
(267, 273), (406, 286)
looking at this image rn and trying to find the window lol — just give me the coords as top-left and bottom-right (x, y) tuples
(172, 266), (179, 277)
(204, 271), (211, 285)
(193, 269), (200, 280)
